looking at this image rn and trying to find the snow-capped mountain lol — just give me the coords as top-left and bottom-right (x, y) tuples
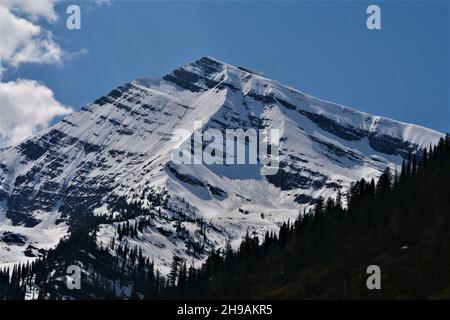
(0, 57), (443, 273)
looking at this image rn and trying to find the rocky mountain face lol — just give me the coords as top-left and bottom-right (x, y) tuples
(0, 57), (443, 273)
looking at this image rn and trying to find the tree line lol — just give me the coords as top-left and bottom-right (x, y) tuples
(1, 135), (449, 299)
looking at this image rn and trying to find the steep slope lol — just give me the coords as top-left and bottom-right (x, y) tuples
(0, 57), (443, 273)
(163, 137), (450, 300)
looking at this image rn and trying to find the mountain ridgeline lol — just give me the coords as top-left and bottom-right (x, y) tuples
(0, 57), (446, 298)
(0, 57), (443, 273)
(1, 136), (449, 299)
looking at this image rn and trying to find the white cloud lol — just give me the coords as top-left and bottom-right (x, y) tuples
(96, 0), (112, 6)
(0, 1), (63, 77)
(0, 1), (71, 147)
(0, 79), (73, 147)
(0, 0), (58, 22)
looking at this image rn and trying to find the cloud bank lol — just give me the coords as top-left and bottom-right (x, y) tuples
(0, 0), (58, 22)
(0, 0), (64, 76)
(0, 1), (74, 147)
(0, 79), (73, 147)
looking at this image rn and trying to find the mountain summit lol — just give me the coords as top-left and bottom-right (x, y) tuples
(0, 57), (443, 272)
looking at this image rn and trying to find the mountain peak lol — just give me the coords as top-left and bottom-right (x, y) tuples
(185, 56), (264, 78)
(192, 56), (226, 65)
(0, 56), (444, 274)
(181, 56), (227, 76)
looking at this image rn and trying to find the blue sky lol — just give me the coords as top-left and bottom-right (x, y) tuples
(4, 0), (449, 133)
